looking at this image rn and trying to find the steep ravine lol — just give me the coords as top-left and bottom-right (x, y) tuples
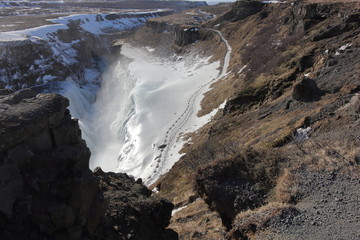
(0, 3), (221, 240)
(1, 1), (359, 240)
(0, 7), (187, 240)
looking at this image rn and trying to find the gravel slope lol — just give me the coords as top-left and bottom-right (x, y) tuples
(257, 171), (360, 240)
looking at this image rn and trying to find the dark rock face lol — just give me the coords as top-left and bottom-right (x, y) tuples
(146, 20), (173, 34)
(0, 89), (103, 240)
(0, 90), (177, 240)
(291, 3), (335, 31)
(0, 39), (54, 89)
(223, 86), (268, 115)
(194, 150), (281, 230)
(288, 2), (360, 35)
(217, 1), (264, 23)
(174, 26), (200, 46)
(146, 20), (204, 47)
(0, 24), (112, 90)
(94, 168), (178, 240)
(292, 78), (323, 102)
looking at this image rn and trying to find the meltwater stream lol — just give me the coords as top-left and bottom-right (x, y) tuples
(61, 44), (222, 184)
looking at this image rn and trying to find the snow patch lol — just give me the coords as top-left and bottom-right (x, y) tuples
(42, 75), (57, 83)
(172, 198), (200, 216)
(145, 46), (155, 53)
(335, 43), (352, 56)
(152, 187), (159, 194)
(238, 65), (247, 74)
(0, 12), (160, 43)
(339, 43), (352, 52)
(261, 0), (283, 3)
(294, 127), (311, 142)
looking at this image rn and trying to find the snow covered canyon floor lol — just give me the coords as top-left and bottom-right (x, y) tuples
(83, 45), (227, 185)
(64, 37), (233, 184)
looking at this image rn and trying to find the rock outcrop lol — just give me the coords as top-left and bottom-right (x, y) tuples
(146, 20), (205, 47)
(0, 27), (111, 90)
(145, 8), (215, 48)
(0, 39), (54, 89)
(292, 77), (323, 102)
(0, 90), (177, 240)
(0, 89), (101, 240)
(194, 149), (282, 230)
(94, 168), (178, 240)
(174, 25), (200, 46)
(214, 1), (264, 24)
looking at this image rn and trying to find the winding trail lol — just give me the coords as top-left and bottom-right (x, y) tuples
(146, 29), (232, 185)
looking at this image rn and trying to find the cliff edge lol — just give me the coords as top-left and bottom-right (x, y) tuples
(0, 89), (177, 240)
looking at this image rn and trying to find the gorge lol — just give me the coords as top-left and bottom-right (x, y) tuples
(1, 0), (360, 240)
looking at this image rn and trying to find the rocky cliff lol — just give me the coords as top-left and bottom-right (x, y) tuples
(145, 8), (216, 49)
(0, 89), (101, 240)
(0, 10), (177, 91)
(0, 89), (176, 240)
(0, 24), (111, 90)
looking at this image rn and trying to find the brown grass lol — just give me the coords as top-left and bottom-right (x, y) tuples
(169, 198), (226, 240)
(227, 202), (299, 240)
(271, 140), (360, 204)
(273, 169), (301, 204)
(150, 2), (360, 238)
(281, 140), (360, 176)
(193, 148), (287, 229)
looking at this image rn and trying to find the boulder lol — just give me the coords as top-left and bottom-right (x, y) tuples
(94, 170), (178, 240)
(292, 78), (323, 102)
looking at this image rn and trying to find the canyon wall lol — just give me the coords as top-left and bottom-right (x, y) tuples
(0, 25), (111, 90)
(0, 89), (177, 240)
(0, 11), (177, 91)
(0, 89), (101, 239)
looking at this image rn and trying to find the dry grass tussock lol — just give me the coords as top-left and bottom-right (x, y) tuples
(169, 198), (226, 240)
(193, 137), (359, 226)
(273, 169), (301, 204)
(227, 202), (299, 240)
(273, 139), (360, 204)
(281, 140), (360, 176)
(194, 148), (287, 228)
